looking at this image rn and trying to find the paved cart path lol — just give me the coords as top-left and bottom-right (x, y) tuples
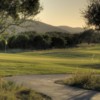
(5, 74), (100, 100)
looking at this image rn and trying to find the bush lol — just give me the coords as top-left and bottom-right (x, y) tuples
(79, 29), (94, 44)
(43, 34), (51, 49)
(33, 35), (50, 50)
(8, 35), (29, 49)
(8, 35), (16, 49)
(63, 72), (100, 91)
(5, 30), (100, 50)
(0, 40), (5, 50)
(51, 37), (66, 48)
(27, 32), (37, 49)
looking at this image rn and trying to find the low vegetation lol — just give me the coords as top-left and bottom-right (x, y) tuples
(0, 30), (100, 50)
(0, 78), (51, 100)
(60, 72), (100, 91)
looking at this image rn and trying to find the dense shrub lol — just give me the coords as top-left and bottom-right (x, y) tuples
(62, 72), (100, 91)
(51, 37), (66, 48)
(79, 29), (94, 44)
(0, 40), (5, 50)
(8, 35), (16, 49)
(79, 29), (100, 44)
(33, 35), (47, 49)
(0, 30), (100, 50)
(8, 35), (29, 49)
(43, 35), (51, 49)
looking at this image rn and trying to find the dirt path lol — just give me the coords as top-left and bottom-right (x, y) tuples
(5, 74), (100, 100)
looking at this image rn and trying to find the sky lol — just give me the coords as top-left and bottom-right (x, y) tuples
(36, 0), (88, 27)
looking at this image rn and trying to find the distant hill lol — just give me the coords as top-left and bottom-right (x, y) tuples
(58, 26), (84, 33)
(7, 20), (84, 34)
(7, 21), (68, 34)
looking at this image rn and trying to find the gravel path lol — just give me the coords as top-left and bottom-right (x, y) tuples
(5, 74), (100, 100)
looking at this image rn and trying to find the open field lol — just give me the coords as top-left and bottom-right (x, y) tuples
(0, 44), (100, 76)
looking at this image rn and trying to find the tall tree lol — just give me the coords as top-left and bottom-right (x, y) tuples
(83, 0), (100, 30)
(0, 0), (42, 33)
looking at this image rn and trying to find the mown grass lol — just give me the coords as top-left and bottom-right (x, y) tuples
(0, 44), (100, 76)
(0, 78), (51, 100)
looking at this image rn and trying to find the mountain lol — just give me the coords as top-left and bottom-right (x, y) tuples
(7, 20), (84, 34)
(8, 21), (68, 34)
(58, 26), (84, 33)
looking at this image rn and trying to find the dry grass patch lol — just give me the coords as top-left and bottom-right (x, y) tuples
(0, 78), (51, 100)
(60, 72), (100, 91)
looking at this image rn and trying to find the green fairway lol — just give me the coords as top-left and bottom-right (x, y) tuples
(0, 44), (100, 76)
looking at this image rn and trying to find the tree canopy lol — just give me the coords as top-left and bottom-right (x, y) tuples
(83, 0), (100, 30)
(0, 0), (42, 33)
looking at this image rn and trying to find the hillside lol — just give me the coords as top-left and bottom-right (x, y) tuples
(58, 26), (84, 33)
(7, 20), (84, 34)
(7, 21), (68, 34)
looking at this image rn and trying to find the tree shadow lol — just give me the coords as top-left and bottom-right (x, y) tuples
(82, 64), (100, 69)
(64, 86), (100, 100)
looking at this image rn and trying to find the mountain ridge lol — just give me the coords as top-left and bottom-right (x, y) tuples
(7, 20), (84, 34)
(58, 26), (84, 33)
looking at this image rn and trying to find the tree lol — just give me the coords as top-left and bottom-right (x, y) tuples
(79, 29), (94, 44)
(8, 34), (29, 49)
(33, 35), (48, 50)
(8, 35), (16, 49)
(83, 0), (100, 30)
(0, 33), (9, 52)
(51, 37), (66, 48)
(0, 0), (42, 34)
(43, 34), (51, 49)
(0, 40), (5, 50)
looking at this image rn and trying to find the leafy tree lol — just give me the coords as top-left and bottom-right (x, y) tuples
(93, 32), (100, 43)
(9, 35), (29, 49)
(83, 0), (100, 30)
(33, 35), (48, 50)
(0, 33), (9, 52)
(79, 29), (94, 44)
(43, 34), (51, 49)
(51, 37), (66, 48)
(0, 40), (5, 50)
(79, 29), (100, 43)
(8, 35), (16, 49)
(27, 31), (38, 48)
(64, 34), (80, 47)
(0, 0), (42, 33)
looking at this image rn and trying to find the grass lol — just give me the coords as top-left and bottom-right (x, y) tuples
(0, 44), (100, 76)
(59, 72), (100, 91)
(0, 78), (51, 100)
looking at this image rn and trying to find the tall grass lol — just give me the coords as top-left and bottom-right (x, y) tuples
(63, 72), (100, 91)
(0, 78), (51, 100)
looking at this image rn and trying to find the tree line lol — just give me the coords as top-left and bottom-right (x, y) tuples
(0, 30), (100, 50)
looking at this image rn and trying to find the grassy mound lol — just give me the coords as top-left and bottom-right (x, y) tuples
(0, 78), (51, 100)
(63, 73), (100, 91)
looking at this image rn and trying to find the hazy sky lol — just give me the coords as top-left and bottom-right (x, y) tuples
(36, 0), (88, 27)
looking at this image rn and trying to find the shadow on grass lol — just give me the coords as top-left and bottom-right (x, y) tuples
(58, 84), (100, 100)
(0, 49), (32, 53)
(82, 64), (100, 69)
(55, 80), (100, 100)
(41, 51), (92, 59)
(67, 87), (99, 100)
(54, 62), (100, 70)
